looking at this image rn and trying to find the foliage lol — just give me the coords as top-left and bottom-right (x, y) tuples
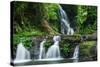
(13, 2), (48, 34)
(46, 4), (59, 20)
(13, 35), (32, 49)
(44, 39), (53, 51)
(76, 5), (97, 34)
(60, 43), (70, 57)
(76, 6), (88, 25)
(80, 41), (97, 61)
(60, 40), (74, 58)
(45, 4), (60, 33)
(12, 1), (97, 59)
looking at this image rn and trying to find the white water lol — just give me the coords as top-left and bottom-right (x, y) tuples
(13, 43), (31, 63)
(59, 5), (74, 35)
(59, 5), (79, 62)
(72, 45), (79, 62)
(39, 39), (46, 59)
(35, 58), (63, 61)
(37, 36), (62, 61)
(13, 5), (79, 63)
(46, 36), (61, 59)
(37, 5), (79, 62)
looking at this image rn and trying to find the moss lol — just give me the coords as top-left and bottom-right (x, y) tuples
(79, 41), (97, 61)
(44, 39), (53, 51)
(59, 39), (76, 58)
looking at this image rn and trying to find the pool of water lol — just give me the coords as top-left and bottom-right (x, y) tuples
(12, 58), (75, 66)
(11, 58), (96, 66)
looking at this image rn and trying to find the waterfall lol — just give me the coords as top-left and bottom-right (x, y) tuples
(59, 5), (79, 62)
(39, 39), (46, 59)
(36, 5), (79, 62)
(46, 36), (61, 58)
(59, 5), (74, 35)
(35, 36), (63, 61)
(72, 45), (79, 62)
(13, 43), (31, 63)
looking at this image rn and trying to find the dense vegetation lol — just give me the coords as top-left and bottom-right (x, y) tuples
(11, 1), (97, 60)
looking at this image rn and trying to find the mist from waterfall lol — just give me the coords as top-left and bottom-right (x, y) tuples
(13, 43), (31, 63)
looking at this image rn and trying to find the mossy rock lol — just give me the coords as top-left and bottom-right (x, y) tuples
(79, 41), (97, 61)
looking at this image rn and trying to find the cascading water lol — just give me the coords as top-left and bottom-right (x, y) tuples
(59, 5), (79, 62)
(36, 36), (63, 61)
(72, 45), (79, 62)
(59, 5), (74, 35)
(46, 36), (61, 59)
(36, 5), (79, 62)
(13, 43), (31, 63)
(12, 5), (80, 64)
(39, 39), (46, 59)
